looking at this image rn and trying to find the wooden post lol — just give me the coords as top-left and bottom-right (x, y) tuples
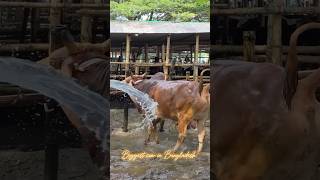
(81, 0), (93, 42)
(20, 7), (30, 43)
(49, 0), (61, 54)
(43, 103), (58, 180)
(123, 104), (128, 132)
(125, 34), (131, 76)
(163, 35), (170, 80)
(190, 45), (193, 63)
(243, 31), (256, 61)
(144, 44), (149, 72)
(194, 34), (200, 81)
(161, 44), (165, 62)
(156, 46), (160, 59)
(164, 35), (171, 80)
(267, 0), (283, 65)
(31, 7), (40, 43)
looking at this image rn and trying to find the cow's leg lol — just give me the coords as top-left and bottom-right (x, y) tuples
(196, 119), (205, 154)
(173, 116), (189, 151)
(159, 119), (165, 132)
(145, 118), (161, 145)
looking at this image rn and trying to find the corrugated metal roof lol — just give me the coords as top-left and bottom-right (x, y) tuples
(110, 21), (210, 34)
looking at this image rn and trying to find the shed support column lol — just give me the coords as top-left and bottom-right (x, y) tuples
(267, 0), (282, 65)
(125, 34), (131, 77)
(145, 44), (149, 74)
(81, 0), (93, 42)
(194, 34), (200, 81)
(161, 44), (165, 62)
(243, 31), (256, 62)
(49, 0), (61, 54)
(164, 35), (171, 80)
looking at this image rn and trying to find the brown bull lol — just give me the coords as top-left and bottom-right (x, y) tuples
(213, 23), (320, 180)
(124, 74), (210, 153)
(38, 30), (109, 168)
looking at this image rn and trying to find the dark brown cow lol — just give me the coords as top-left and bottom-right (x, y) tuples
(213, 23), (320, 180)
(38, 31), (109, 169)
(124, 73), (210, 153)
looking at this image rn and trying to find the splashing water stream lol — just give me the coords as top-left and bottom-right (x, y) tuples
(0, 57), (158, 152)
(0, 57), (110, 151)
(110, 80), (158, 127)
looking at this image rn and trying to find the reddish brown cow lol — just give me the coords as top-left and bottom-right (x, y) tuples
(213, 23), (320, 180)
(124, 74), (210, 153)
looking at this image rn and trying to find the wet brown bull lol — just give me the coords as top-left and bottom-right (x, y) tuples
(213, 23), (320, 180)
(38, 31), (109, 169)
(124, 73), (210, 153)
(131, 72), (202, 132)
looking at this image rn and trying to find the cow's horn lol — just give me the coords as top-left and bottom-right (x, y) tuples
(284, 22), (320, 109)
(142, 72), (147, 78)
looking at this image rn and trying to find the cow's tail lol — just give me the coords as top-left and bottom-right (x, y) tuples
(199, 68), (210, 95)
(284, 22), (320, 109)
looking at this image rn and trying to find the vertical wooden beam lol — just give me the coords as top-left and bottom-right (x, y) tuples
(161, 44), (165, 62)
(164, 34), (171, 80)
(125, 34), (131, 76)
(81, 0), (93, 42)
(156, 46), (160, 59)
(146, 44), (150, 73)
(20, 7), (30, 43)
(190, 45), (193, 63)
(194, 34), (200, 81)
(49, 0), (61, 54)
(243, 31), (256, 61)
(31, 7), (40, 43)
(267, 0), (283, 65)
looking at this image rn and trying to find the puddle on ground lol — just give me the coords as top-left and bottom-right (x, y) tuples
(111, 109), (210, 180)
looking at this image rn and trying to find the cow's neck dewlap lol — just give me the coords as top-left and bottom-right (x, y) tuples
(0, 57), (108, 151)
(110, 80), (158, 127)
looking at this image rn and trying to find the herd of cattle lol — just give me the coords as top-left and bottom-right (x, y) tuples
(37, 22), (320, 179)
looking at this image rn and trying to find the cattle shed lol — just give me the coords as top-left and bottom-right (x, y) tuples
(110, 21), (210, 81)
(212, 0), (320, 76)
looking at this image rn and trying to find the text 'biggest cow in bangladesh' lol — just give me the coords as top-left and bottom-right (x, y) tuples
(213, 23), (320, 180)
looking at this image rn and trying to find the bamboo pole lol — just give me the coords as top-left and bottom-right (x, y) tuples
(161, 44), (165, 62)
(0, 1), (109, 8)
(194, 34), (200, 81)
(49, 0), (61, 54)
(164, 35), (171, 80)
(125, 34), (131, 76)
(243, 31), (255, 61)
(211, 45), (320, 54)
(81, 0), (93, 42)
(77, 9), (109, 16)
(211, 7), (320, 15)
(267, 0), (283, 65)
(31, 6), (40, 43)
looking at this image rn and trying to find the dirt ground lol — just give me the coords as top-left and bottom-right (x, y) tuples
(0, 148), (102, 180)
(110, 109), (210, 180)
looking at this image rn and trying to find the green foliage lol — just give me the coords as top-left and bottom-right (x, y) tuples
(110, 0), (209, 22)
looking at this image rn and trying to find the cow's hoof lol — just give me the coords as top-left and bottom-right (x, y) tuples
(195, 150), (201, 156)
